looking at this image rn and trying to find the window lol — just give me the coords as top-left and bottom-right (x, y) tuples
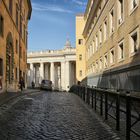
(118, 41), (124, 60)
(104, 53), (108, 68)
(109, 8), (115, 34)
(99, 28), (102, 45)
(96, 61), (98, 71)
(130, 28), (139, 54)
(16, 40), (18, 54)
(15, 68), (18, 80)
(104, 19), (107, 41)
(79, 70), (82, 77)
(16, 4), (19, 27)
(24, 25), (26, 42)
(92, 40), (95, 54)
(92, 63), (95, 73)
(99, 58), (103, 70)
(0, 58), (3, 76)
(130, 0), (138, 12)
(95, 34), (98, 51)
(110, 48), (115, 64)
(79, 54), (82, 61)
(9, 0), (13, 15)
(0, 15), (4, 37)
(20, 16), (23, 36)
(20, 46), (22, 58)
(78, 39), (83, 45)
(118, 0), (124, 25)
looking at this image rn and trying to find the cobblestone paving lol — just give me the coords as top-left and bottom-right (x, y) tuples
(0, 91), (120, 140)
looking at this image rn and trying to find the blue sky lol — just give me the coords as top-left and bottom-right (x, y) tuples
(28, 0), (87, 51)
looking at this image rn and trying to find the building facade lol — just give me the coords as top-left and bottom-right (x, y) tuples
(27, 40), (76, 91)
(76, 0), (140, 91)
(76, 14), (86, 82)
(0, 0), (32, 93)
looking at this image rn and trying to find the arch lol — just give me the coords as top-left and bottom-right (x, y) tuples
(6, 32), (14, 84)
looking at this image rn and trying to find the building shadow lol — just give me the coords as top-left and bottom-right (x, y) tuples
(80, 47), (140, 92)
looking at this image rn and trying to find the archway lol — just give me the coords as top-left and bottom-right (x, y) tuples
(6, 32), (14, 85)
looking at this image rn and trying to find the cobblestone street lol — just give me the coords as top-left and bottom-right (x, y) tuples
(0, 91), (120, 140)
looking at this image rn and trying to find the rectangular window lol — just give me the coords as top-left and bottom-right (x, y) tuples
(20, 46), (22, 58)
(130, 0), (138, 11)
(0, 58), (3, 76)
(15, 68), (18, 80)
(104, 53), (108, 68)
(0, 15), (4, 37)
(16, 4), (19, 27)
(109, 8), (115, 34)
(104, 19), (107, 41)
(96, 61), (98, 71)
(118, 0), (124, 25)
(130, 28), (139, 54)
(20, 16), (23, 36)
(99, 58), (103, 70)
(78, 39), (83, 45)
(92, 40), (95, 54)
(79, 54), (82, 61)
(118, 41), (124, 60)
(99, 28), (102, 45)
(79, 70), (82, 77)
(16, 40), (18, 54)
(9, 0), (13, 15)
(95, 34), (98, 51)
(110, 48), (115, 64)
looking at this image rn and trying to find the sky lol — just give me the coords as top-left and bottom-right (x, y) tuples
(28, 0), (87, 52)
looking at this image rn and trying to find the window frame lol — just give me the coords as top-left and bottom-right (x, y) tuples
(129, 27), (139, 56)
(118, 40), (125, 62)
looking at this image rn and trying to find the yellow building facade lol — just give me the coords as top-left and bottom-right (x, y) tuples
(76, 14), (86, 82)
(76, 0), (140, 91)
(0, 0), (32, 92)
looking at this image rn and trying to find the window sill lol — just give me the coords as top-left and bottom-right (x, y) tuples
(130, 51), (139, 57)
(118, 58), (125, 63)
(118, 20), (124, 28)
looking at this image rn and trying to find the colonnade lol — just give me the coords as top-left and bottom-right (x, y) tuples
(27, 61), (76, 91)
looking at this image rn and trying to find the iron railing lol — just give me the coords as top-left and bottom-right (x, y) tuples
(70, 85), (140, 140)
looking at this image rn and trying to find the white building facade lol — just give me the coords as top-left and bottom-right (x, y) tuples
(27, 40), (76, 91)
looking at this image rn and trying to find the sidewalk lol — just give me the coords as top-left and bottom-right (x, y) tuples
(0, 89), (40, 106)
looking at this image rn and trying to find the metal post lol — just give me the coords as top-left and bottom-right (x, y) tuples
(126, 94), (131, 140)
(116, 94), (120, 131)
(92, 89), (94, 108)
(94, 90), (97, 111)
(105, 92), (108, 120)
(100, 92), (103, 116)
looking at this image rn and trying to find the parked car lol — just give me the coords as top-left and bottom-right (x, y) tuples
(40, 80), (52, 91)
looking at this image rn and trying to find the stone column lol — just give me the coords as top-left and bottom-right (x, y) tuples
(30, 63), (34, 86)
(65, 61), (70, 91)
(50, 62), (55, 85)
(61, 62), (65, 91)
(58, 66), (61, 90)
(39, 63), (44, 84)
(44, 64), (49, 80)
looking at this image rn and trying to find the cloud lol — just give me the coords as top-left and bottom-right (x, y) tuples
(32, 2), (74, 14)
(72, 0), (87, 6)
